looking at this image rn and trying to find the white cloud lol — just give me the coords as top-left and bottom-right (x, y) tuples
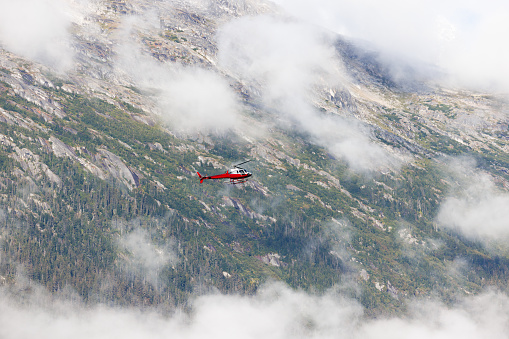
(437, 158), (509, 242)
(218, 16), (341, 99)
(437, 183), (509, 240)
(1, 281), (509, 339)
(117, 227), (177, 287)
(360, 292), (509, 339)
(157, 67), (241, 133)
(271, 0), (509, 92)
(217, 15), (398, 171)
(115, 15), (241, 134)
(315, 117), (396, 172)
(0, 0), (76, 71)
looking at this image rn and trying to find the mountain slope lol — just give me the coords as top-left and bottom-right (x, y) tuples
(0, 0), (508, 316)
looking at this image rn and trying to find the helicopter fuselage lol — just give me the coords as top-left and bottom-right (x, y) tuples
(197, 167), (252, 184)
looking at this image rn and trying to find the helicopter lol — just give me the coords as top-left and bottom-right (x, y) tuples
(197, 160), (252, 184)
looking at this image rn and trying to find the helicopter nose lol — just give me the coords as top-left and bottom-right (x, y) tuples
(247, 172), (252, 177)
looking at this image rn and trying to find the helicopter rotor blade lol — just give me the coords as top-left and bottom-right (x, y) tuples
(233, 159), (251, 168)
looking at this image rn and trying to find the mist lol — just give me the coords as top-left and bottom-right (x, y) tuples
(217, 15), (400, 171)
(271, 0), (509, 92)
(117, 227), (177, 287)
(114, 12), (241, 134)
(1, 1), (509, 337)
(0, 0), (79, 71)
(2, 281), (509, 338)
(437, 158), (509, 243)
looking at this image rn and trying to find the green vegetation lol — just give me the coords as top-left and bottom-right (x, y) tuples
(162, 31), (182, 43)
(384, 112), (401, 123)
(0, 67), (508, 317)
(425, 103), (452, 113)
(425, 103), (456, 118)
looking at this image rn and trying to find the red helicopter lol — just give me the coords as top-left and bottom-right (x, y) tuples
(197, 160), (252, 184)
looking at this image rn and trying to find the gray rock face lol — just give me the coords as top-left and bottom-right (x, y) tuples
(0, 0), (508, 311)
(49, 136), (107, 180)
(50, 136), (76, 158)
(97, 149), (138, 189)
(11, 146), (61, 186)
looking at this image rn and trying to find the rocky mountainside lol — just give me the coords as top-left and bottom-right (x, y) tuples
(0, 0), (508, 317)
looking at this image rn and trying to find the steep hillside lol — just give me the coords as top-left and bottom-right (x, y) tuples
(0, 0), (508, 317)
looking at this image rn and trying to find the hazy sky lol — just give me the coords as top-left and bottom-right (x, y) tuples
(272, 0), (509, 92)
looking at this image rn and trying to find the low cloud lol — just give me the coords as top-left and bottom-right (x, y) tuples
(115, 15), (241, 134)
(272, 0), (509, 92)
(321, 218), (355, 268)
(217, 15), (399, 171)
(1, 281), (509, 338)
(309, 115), (399, 172)
(360, 291), (509, 339)
(0, 0), (78, 71)
(117, 226), (177, 287)
(437, 158), (509, 242)
(156, 67), (241, 133)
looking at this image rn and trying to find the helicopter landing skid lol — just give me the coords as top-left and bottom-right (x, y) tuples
(228, 178), (248, 185)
